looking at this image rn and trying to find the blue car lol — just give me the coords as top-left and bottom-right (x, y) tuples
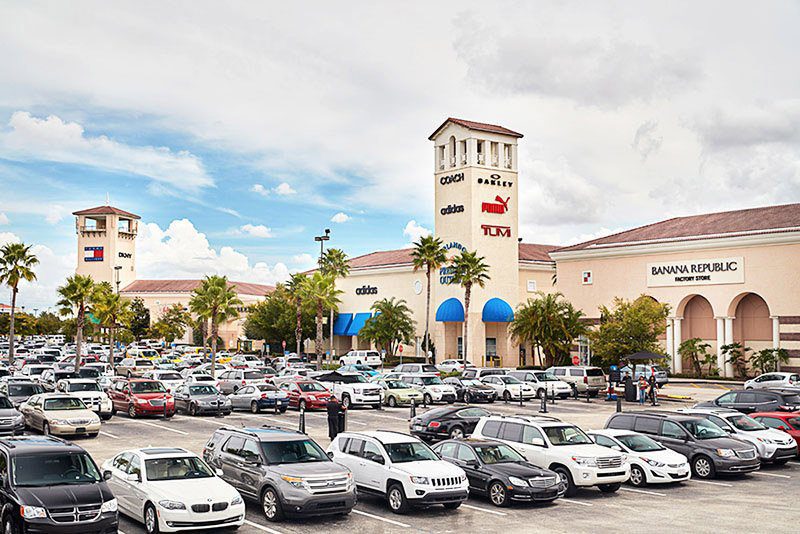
(338, 364), (380, 378)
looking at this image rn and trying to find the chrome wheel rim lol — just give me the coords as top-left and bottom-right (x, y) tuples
(145, 507), (156, 533)
(251, 402), (258, 413)
(388, 397), (396, 407)
(262, 490), (277, 518)
(6, 518), (13, 534)
(695, 459), (711, 477)
(43, 423), (49, 435)
(388, 488), (402, 510)
(557, 471), (569, 485)
(630, 467), (643, 486)
(490, 484), (505, 505)
(450, 428), (464, 439)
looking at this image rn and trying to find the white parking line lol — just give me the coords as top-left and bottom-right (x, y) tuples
(620, 487), (667, 497)
(461, 503), (507, 515)
(688, 479), (733, 487)
(99, 431), (119, 439)
(352, 508), (410, 527)
(560, 498), (593, 506)
(127, 420), (188, 435)
(244, 519), (285, 533)
(368, 413), (410, 422)
(752, 471), (791, 479)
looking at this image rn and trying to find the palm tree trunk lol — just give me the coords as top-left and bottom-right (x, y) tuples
(295, 299), (302, 356)
(7, 287), (16, 366)
(329, 308), (334, 359)
(463, 283), (471, 365)
(423, 267), (431, 364)
(315, 300), (323, 368)
(109, 323), (115, 361)
(211, 317), (219, 379)
(75, 307), (84, 370)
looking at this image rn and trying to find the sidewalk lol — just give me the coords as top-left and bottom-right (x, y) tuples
(668, 377), (744, 387)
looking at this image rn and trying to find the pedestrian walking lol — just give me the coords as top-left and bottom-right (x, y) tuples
(637, 376), (648, 405)
(327, 394), (344, 441)
(648, 372), (659, 406)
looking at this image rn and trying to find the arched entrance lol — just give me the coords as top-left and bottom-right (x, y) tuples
(680, 295), (716, 372)
(732, 293), (772, 351)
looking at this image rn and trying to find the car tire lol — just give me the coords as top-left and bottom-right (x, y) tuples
(423, 393), (433, 405)
(279, 406), (287, 413)
(488, 480), (509, 507)
(261, 487), (285, 522)
(100, 413), (113, 421)
(128, 404), (137, 419)
(598, 483), (620, 493)
(251, 401), (260, 414)
(356, 361), (362, 365)
(387, 484), (410, 514)
(372, 403), (382, 409)
(449, 426), (465, 439)
(42, 422), (50, 436)
(144, 503), (160, 534)
(536, 388), (546, 400)
(127, 371), (133, 378)
(463, 392), (472, 404)
(553, 466), (576, 497)
(629, 465), (646, 487)
(189, 403), (198, 416)
(110, 406), (117, 416)
(503, 390), (511, 401)
(339, 360), (345, 367)
(387, 396), (397, 408)
(692, 455), (716, 479)
(443, 501), (461, 510)
(341, 395), (351, 409)
(3, 512), (20, 534)
(487, 397), (495, 403)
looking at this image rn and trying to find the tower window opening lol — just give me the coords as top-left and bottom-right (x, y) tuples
(448, 136), (456, 167)
(490, 142), (499, 166)
(477, 140), (485, 165)
(459, 140), (467, 165)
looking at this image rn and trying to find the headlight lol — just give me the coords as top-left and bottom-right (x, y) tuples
(21, 505), (47, 519)
(231, 496), (243, 506)
(49, 419), (69, 425)
(508, 476), (529, 487)
(101, 498), (118, 513)
(13, 414), (24, 424)
(281, 475), (308, 489)
(410, 476), (430, 485)
(431, 388), (442, 393)
(642, 458), (665, 468)
(715, 448), (735, 458)
(571, 456), (598, 467)
(134, 398), (147, 404)
(158, 500), (186, 510)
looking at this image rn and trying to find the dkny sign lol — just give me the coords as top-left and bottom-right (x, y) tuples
(440, 204), (465, 215)
(478, 173), (513, 188)
(440, 172), (464, 185)
(355, 285), (378, 295)
(118, 252), (132, 259)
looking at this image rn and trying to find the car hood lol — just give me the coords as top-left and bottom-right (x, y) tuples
(133, 392), (170, 400)
(15, 482), (113, 508)
(632, 448), (687, 464)
(44, 408), (98, 420)
(0, 407), (21, 417)
(390, 388), (422, 397)
(567, 444), (626, 458)
(145, 477), (238, 504)
(269, 461), (349, 477)
(191, 394), (228, 402)
(466, 384), (495, 392)
(393, 460), (464, 478)
(695, 436), (755, 451)
(484, 461), (554, 478)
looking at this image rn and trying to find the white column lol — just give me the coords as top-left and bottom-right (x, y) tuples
(673, 318), (682, 374)
(665, 318), (674, 371)
(716, 317), (726, 377)
(724, 317), (734, 377)
(771, 316), (780, 349)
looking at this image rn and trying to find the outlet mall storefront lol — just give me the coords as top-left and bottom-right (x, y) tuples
(327, 118), (800, 375)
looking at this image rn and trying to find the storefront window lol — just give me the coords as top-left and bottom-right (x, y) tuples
(457, 337), (463, 357)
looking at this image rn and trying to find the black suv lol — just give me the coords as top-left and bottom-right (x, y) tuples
(695, 388), (800, 413)
(606, 411), (760, 479)
(0, 435), (118, 533)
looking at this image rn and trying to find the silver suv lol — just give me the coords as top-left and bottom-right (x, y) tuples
(202, 426), (356, 522)
(546, 366), (606, 397)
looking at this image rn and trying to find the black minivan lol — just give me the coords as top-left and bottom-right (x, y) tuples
(605, 411), (760, 479)
(0, 435), (118, 533)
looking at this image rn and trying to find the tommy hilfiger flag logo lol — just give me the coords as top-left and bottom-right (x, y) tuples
(84, 246), (104, 262)
(481, 196), (510, 214)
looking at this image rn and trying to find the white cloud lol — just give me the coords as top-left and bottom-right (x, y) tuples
(291, 253), (316, 269)
(0, 112), (213, 193)
(251, 184), (269, 196)
(632, 120), (663, 161)
(273, 182), (296, 196)
(330, 212), (350, 223)
(402, 220), (431, 245)
(239, 223), (273, 238)
(0, 213), (8, 225)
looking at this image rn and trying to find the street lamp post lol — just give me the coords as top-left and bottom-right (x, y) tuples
(114, 265), (122, 294)
(314, 229), (331, 363)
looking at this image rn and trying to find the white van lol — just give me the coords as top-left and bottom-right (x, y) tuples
(339, 350), (382, 367)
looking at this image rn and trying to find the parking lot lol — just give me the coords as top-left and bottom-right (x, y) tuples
(71, 383), (799, 534)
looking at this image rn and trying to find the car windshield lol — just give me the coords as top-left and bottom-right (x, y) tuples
(421, 377), (443, 385)
(77, 368), (100, 378)
(461, 379), (483, 386)
(159, 373), (182, 381)
(781, 394), (800, 404)
(8, 384), (43, 396)
(543, 425), (593, 446)
(12, 452), (101, 487)
(145, 456), (213, 481)
(0, 397), (12, 409)
(474, 444), (526, 464)
(586, 369), (604, 377)
(243, 371), (265, 380)
(384, 441), (438, 463)
(260, 439), (328, 464)
(67, 382), (100, 392)
(135, 360), (153, 366)
(727, 414), (766, 431)
(385, 380), (410, 389)
(298, 382), (327, 392)
(189, 385), (218, 395)
(499, 376), (521, 384)
(256, 384), (278, 392)
(616, 434), (664, 452)
(534, 372), (558, 381)
(44, 397), (86, 410)
(130, 381), (166, 394)
(683, 418), (727, 439)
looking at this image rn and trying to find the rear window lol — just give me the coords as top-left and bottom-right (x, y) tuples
(568, 369), (583, 377)
(586, 368), (604, 377)
(421, 365), (438, 373)
(606, 415), (634, 430)
(780, 393), (800, 404)
(244, 371), (265, 380)
(634, 417), (660, 435)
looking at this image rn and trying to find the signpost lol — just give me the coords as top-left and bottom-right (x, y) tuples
(571, 355), (580, 366)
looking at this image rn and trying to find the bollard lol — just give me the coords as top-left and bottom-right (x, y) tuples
(216, 393), (222, 417)
(274, 399), (278, 415)
(164, 393), (168, 419)
(410, 398), (416, 419)
(299, 405), (306, 433)
(422, 393), (427, 408)
(342, 409), (347, 432)
(539, 392), (548, 414)
(551, 389), (557, 405)
(616, 395), (622, 413)
(519, 387), (524, 408)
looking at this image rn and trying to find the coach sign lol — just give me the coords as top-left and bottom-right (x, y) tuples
(646, 257), (744, 287)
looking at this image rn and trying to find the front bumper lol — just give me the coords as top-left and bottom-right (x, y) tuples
(464, 390), (496, 402)
(160, 502), (246, 532)
(299, 398), (329, 409)
(645, 463), (691, 483)
(133, 402), (176, 416)
(409, 488), (469, 506)
(764, 445), (798, 462)
(715, 456), (761, 474)
(0, 421), (26, 435)
(349, 394), (382, 406)
(282, 488), (357, 518)
(572, 464), (631, 487)
(509, 484), (566, 502)
(50, 421), (101, 435)
(429, 392), (456, 403)
(195, 402), (232, 414)
(22, 512), (118, 534)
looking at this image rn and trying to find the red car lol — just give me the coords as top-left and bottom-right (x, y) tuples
(278, 380), (331, 410)
(107, 378), (175, 418)
(752, 411), (800, 452)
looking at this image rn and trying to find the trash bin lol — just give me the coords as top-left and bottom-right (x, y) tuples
(337, 410), (346, 433)
(623, 378), (637, 402)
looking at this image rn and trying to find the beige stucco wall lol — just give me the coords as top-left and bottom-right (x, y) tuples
(76, 214), (137, 289)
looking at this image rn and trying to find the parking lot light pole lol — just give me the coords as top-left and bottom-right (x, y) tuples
(410, 398), (416, 419)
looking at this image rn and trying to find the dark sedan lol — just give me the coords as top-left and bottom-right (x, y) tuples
(444, 377), (498, 403)
(433, 439), (566, 506)
(0, 396), (25, 435)
(173, 383), (232, 415)
(410, 406), (492, 441)
(695, 388), (800, 414)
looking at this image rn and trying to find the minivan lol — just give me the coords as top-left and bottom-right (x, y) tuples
(546, 366), (606, 397)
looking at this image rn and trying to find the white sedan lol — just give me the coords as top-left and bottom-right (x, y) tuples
(436, 359), (475, 374)
(103, 447), (245, 533)
(480, 375), (536, 401)
(589, 429), (691, 486)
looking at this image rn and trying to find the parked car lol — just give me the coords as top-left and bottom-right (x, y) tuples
(271, 356), (303, 372)
(277, 380), (332, 410)
(605, 411), (760, 479)
(0, 396), (25, 435)
(393, 363), (440, 375)
(204, 426), (356, 521)
(588, 429), (690, 487)
(546, 366), (606, 397)
(473, 414), (630, 496)
(433, 438), (566, 506)
(507, 370), (573, 399)
(436, 359), (475, 374)
(480, 375), (536, 401)
(695, 388), (800, 413)
(125, 347), (160, 359)
(229, 355), (267, 370)
(38, 368), (79, 392)
(55, 378), (114, 420)
(216, 368), (268, 394)
(103, 446), (244, 533)
(16, 364), (51, 381)
(141, 369), (185, 392)
(374, 378), (424, 407)
(339, 349), (382, 367)
(410, 405), (492, 441)
(744, 372), (800, 390)
(228, 383), (289, 413)
(751, 411), (800, 452)
(186, 363), (229, 378)
(619, 364), (670, 387)
(679, 407), (798, 463)
(328, 430), (468, 514)
(338, 364), (381, 378)
(0, 380), (44, 407)
(443, 376), (498, 403)
(173, 383), (232, 416)
(401, 373), (457, 404)
(0, 435), (118, 533)
(19, 393), (101, 437)
(184, 373), (217, 386)
(107, 378), (176, 418)
(115, 357), (156, 378)
(314, 371), (382, 409)
(461, 367), (508, 380)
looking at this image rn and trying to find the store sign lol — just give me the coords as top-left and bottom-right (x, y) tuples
(482, 195), (509, 214)
(440, 172), (464, 185)
(440, 204), (465, 215)
(444, 241), (465, 252)
(118, 252), (132, 259)
(481, 224), (511, 237)
(439, 266), (455, 285)
(477, 173), (513, 188)
(647, 257), (744, 287)
(355, 285), (378, 295)
(83, 246), (104, 262)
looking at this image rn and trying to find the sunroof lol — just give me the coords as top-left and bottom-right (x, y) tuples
(141, 447), (187, 455)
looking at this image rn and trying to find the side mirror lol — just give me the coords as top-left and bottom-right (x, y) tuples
(368, 454), (385, 465)
(102, 470), (113, 481)
(215, 468), (224, 477)
(530, 437), (545, 447)
(326, 451), (334, 459)
(126, 473), (140, 483)
(611, 445), (623, 452)
(465, 459), (480, 468)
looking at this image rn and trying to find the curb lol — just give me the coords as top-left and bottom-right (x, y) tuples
(668, 378), (745, 387)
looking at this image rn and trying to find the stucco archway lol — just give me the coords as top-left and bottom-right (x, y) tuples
(731, 293), (772, 345)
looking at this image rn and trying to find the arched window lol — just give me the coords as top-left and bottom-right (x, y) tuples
(448, 136), (456, 167)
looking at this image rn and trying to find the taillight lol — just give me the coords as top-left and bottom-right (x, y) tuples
(428, 421), (441, 428)
(242, 380), (246, 385)
(261, 393), (267, 399)
(584, 376), (588, 384)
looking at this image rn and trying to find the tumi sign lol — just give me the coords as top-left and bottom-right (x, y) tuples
(481, 224), (511, 237)
(647, 257), (744, 287)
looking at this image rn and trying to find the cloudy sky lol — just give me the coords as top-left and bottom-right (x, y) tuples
(1, 1), (798, 309)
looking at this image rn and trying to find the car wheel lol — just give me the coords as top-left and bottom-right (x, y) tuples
(128, 404), (137, 418)
(554, 466), (576, 497)
(387, 484), (410, 514)
(598, 483), (620, 493)
(261, 487), (285, 522)
(341, 395), (351, 409)
(3, 513), (20, 534)
(144, 503), (160, 534)
(110, 406), (117, 416)
(339, 360), (345, 367)
(372, 403), (382, 409)
(692, 455), (716, 479)
(356, 361), (362, 365)
(449, 426), (465, 440)
(251, 401), (260, 414)
(279, 406), (287, 413)
(387, 396), (397, 408)
(503, 390), (511, 401)
(463, 392), (472, 404)
(536, 388), (546, 400)
(189, 403), (198, 416)
(42, 422), (50, 436)
(127, 371), (133, 378)
(489, 481), (509, 507)
(100, 413), (113, 421)
(423, 393), (433, 405)
(629, 465), (646, 487)
(487, 397), (495, 404)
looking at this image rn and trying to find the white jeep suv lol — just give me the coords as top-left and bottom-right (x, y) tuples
(314, 371), (382, 409)
(401, 374), (457, 404)
(472, 414), (629, 496)
(339, 350), (382, 367)
(327, 430), (468, 514)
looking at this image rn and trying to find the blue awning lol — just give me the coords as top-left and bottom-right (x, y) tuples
(345, 313), (372, 336)
(333, 313), (353, 336)
(435, 298), (464, 322)
(482, 298), (514, 322)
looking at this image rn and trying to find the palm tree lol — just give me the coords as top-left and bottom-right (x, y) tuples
(0, 243), (39, 366)
(411, 236), (447, 363)
(189, 275), (243, 378)
(359, 297), (416, 357)
(320, 248), (349, 358)
(301, 272), (342, 368)
(451, 250), (490, 365)
(56, 274), (96, 369)
(510, 292), (587, 367)
(285, 273), (309, 356)
(93, 286), (132, 357)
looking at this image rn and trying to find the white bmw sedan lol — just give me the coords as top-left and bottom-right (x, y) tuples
(103, 447), (245, 533)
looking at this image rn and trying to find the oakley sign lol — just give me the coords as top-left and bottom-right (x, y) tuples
(481, 224), (511, 237)
(482, 196), (509, 214)
(477, 173), (513, 188)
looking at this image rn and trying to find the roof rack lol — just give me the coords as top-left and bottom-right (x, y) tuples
(513, 414), (563, 423)
(638, 410), (681, 417)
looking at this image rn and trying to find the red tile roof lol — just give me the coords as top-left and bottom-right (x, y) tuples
(428, 118), (523, 140)
(72, 205), (141, 219)
(519, 243), (559, 263)
(344, 243), (555, 270)
(557, 203), (800, 252)
(121, 279), (274, 296)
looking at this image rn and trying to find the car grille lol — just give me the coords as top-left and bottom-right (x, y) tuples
(735, 449), (756, 460)
(150, 399), (165, 406)
(528, 476), (557, 488)
(668, 463), (685, 468)
(67, 418), (93, 425)
(49, 504), (101, 523)
(0, 418), (13, 425)
(362, 388), (380, 396)
(306, 475), (351, 494)
(190, 502), (228, 513)
(431, 476), (462, 487)
(596, 456), (623, 469)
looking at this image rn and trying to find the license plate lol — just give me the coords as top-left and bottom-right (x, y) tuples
(76, 427), (86, 433)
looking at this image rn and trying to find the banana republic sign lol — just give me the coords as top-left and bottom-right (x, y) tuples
(646, 257), (744, 287)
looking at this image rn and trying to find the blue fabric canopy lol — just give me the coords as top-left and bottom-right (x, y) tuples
(482, 298), (514, 322)
(332, 313), (353, 336)
(345, 313), (372, 336)
(435, 298), (465, 322)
